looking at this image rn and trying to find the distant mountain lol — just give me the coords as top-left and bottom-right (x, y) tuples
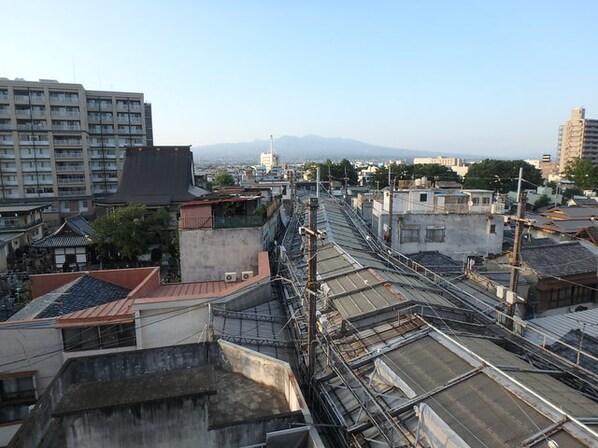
(192, 135), (483, 164)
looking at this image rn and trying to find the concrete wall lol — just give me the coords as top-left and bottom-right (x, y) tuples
(180, 227), (263, 282)
(393, 213), (504, 260)
(137, 305), (210, 349)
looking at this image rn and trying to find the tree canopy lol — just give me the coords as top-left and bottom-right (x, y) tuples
(370, 164), (460, 189)
(91, 205), (173, 264)
(462, 160), (543, 193)
(213, 171), (235, 187)
(304, 159), (358, 185)
(562, 158), (598, 191)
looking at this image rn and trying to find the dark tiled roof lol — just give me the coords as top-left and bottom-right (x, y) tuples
(33, 214), (92, 248)
(32, 235), (89, 248)
(97, 146), (208, 206)
(408, 251), (463, 275)
(35, 275), (131, 319)
(521, 242), (598, 278)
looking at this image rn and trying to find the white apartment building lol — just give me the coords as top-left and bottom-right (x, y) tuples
(0, 78), (151, 219)
(371, 187), (504, 260)
(413, 156), (469, 176)
(558, 107), (598, 172)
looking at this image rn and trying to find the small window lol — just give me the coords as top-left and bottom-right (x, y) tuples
(419, 193), (428, 202)
(0, 376), (36, 402)
(425, 226), (445, 243)
(401, 226), (420, 243)
(482, 197), (490, 205)
(472, 197), (480, 205)
(490, 224), (496, 234)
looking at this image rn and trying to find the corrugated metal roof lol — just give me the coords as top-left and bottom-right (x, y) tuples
(333, 283), (405, 320)
(144, 280), (233, 298)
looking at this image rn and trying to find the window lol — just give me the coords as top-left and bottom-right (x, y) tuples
(0, 375), (36, 403)
(482, 197), (490, 205)
(400, 226), (420, 243)
(62, 323), (136, 352)
(419, 193), (428, 202)
(490, 224), (496, 234)
(472, 197), (480, 205)
(425, 226), (445, 243)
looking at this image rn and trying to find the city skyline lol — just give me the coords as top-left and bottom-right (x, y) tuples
(3, 1), (597, 157)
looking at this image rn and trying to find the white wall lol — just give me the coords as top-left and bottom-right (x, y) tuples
(136, 304), (211, 349)
(393, 213), (504, 259)
(180, 227), (263, 282)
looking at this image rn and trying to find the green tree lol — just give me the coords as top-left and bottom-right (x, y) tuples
(562, 159), (598, 191)
(303, 159), (358, 184)
(533, 194), (551, 210)
(213, 171), (235, 187)
(370, 164), (460, 188)
(91, 205), (174, 265)
(463, 160), (543, 193)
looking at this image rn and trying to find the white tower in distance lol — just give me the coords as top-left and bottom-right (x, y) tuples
(260, 135), (279, 172)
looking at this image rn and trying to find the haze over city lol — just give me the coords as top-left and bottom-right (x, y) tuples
(3, 0), (598, 157)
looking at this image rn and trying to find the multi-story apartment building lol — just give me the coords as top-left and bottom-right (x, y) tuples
(0, 78), (151, 220)
(558, 107), (598, 172)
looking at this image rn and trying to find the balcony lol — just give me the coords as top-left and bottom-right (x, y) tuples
(55, 151), (83, 159)
(57, 188), (87, 196)
(0, 151), (15, 158)
(56, 164), (84, 172)
(0, 124), (12, 131)
(53, 139), (82, 146)
(17, 124), (47, 131)
(52, 125), (81, 132)
(51, 111), (80, 118)
(0, 108), (10, 115)
(49, 95), (79, 104)
(0, 218), (43, 231)
(20, 139), (49, 146)
(57, 177), (86, 185)
(0, 140), (13, 146)
(0, 93), (8, 100)
(0, 166), (17, 172)
(14, 95), (30, 102)
(22, 165), (52, 172)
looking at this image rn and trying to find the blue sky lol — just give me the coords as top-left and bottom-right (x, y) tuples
(3, 1), (597, 157)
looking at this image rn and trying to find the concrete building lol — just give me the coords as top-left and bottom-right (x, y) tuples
(413, 156), (469, 176)
(8, 341), (323, 448)
(371, 187), (504, 260)
(0, 78), (151, 220)
(259, 135), (279, 173)
(558, 107), (598, 172)
(179, 192), (283, 282)
(0, 258), (273, 444)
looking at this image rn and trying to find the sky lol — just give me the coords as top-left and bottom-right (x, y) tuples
(3, 1), (598, 157)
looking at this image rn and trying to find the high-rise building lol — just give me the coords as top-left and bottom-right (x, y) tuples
(259, 135), (279, 172)
(0, 78), (151, 219)
(558, 107), (598, 172)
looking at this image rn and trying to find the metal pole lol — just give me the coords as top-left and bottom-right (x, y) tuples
(307, 197), (319, 379)
(387, 177), (396, 250)
(316, 166), (320, 199)
(508, 167), (525, 325)
(577, 322), (586, 365)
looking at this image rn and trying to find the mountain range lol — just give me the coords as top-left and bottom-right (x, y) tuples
(192, 135), (486, 164)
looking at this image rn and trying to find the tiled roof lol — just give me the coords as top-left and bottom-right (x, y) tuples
(35, 275), (131, 318)
(32, 235), (89, 248)
(522, 242), (598, 278)
(97, 146), (208, 206)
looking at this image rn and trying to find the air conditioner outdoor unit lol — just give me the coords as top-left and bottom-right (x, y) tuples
(496, 285), (505, 300)
(241, 271), (253, 280)
(224, 272), (237, 283)
(505, 291), (524, 305)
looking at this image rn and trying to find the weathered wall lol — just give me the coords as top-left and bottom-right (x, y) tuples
(137, 305), (210, 349)
(180, 227), (262, 282)
(391, 214), (504, 260)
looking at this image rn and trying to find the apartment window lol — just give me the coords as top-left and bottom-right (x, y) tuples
(419, 193), (428, 202)
(425, 226), (445, 243)
(400, 226), (420, 243)
(62, 323), (136, 352)
(489, 224), (496, 234)
(0, 375), (36, 403)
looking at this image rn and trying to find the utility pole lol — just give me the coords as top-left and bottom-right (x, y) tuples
(387, 177), (396, 249)
(306, 197), (319, 379)
(343, 166), (349, 200)
(316, 166), (320, 199)
(508, 167), (526, 324)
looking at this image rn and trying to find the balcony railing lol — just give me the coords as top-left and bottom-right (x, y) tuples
(49, 96), (79, 104)
(55, 152), (83, 159)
